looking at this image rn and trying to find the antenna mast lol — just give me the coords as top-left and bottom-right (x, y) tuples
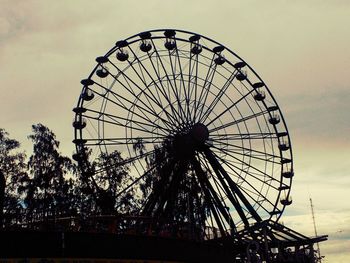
(310, 198), (322, 262)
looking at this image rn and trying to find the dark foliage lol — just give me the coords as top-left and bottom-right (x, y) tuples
(25, 124), (77, 222)
(139, 138), (209, 237)
(0, 124), (207, 235)
(0, 128), (28, 228)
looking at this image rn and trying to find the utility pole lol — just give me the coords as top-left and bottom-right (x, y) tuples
(310, 198), (322, 262)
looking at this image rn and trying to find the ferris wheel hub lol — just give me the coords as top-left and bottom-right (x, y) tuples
(171, 123), (209, 158)
(190, 123), (209, 144)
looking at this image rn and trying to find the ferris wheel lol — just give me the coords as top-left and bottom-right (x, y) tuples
(73, 29), (294, 237)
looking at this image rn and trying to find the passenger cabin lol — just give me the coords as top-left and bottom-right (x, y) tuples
(115, 40), (129, 62)
(278, 140), (290, 151)
(72, 152), (83, 161)
(282, 171), (294, 178)
(191, 44), (202, 54)
(281, 158), (292, 164)
(254, 89), (266, 101)
(82, 89), (94, 101)
(116, 49), (129, 61)
(140, 40), (152, 52)
(269, 114), (280, 125)
(73, 117), (86, 130)
(214, 55), (225, 65)
(278, 185), (290, 191)
(236, 70), (247, 81)
(96, 65), (108, 78)
(233, 61), (246, 69)
(280, 196), (292, 206)
(164, 39), (176, 50)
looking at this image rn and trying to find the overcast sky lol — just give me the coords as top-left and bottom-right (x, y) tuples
(1, 0), (349, 261)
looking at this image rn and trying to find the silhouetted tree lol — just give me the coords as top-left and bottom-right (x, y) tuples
(139, 138), (208, 237)
(26, 124), (75, 222)
(92, 150), (135, 214)
(0, 128), (28, 229)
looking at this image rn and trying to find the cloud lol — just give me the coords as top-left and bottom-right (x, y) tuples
(281, 88), (350, 144)
(281, 211), (350, 262)
(321, 240), (350, 263)
(0, 1), (349, 260)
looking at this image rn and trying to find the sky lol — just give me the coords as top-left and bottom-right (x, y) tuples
(1, 0), (349, 261)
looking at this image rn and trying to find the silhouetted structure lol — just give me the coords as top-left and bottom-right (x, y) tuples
(0, 29), (327, 263)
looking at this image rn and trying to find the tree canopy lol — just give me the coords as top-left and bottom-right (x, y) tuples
(0, 124), (207, 236)
(0, 124), (135, 230)
(0, 128), (27, 229)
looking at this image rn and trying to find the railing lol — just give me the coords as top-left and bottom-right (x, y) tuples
(3, 212), (226, 242)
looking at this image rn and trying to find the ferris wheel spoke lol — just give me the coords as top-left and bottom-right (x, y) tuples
(144, 51), (186, 125)
(108, 59), (180, 127)
(198, 155), (249, 227)
(81, 90), (170, 137)
(85, 135), (165, 143)
(198, 156), (232, 211)
(137, 156), (176, 214)
(194, 57), (213, 121)
(172, 46), (193, 124)
(155, 162), (189, 219)
(188, 53), (200, 121)
(189, 52), (202, 123)
(237, 186), (275, 215)
(203, 147), (262, 222)
(150, 39), (188, 122)
(210, 147), (281, 191)
(212, 139), (281, 160)
(127, 47), (184, 126)
(114, 54), (165, 111)
(198, 156), (228, 200)
(215, 170), (275, 216)
(210, 143), (280, 165)
(199, 154), (266, 223)
(197, 55), (218, 122)
(104, 61), (164, 114)
(107, 77), (162, 124)
(192, 156), (231, 235)
(206, 87), (257, 127)
(210, 146), (281, 187)
(200, 70), (238, 123)
(93, 78), (175, 131)
(84, 137), (165, 147)
(141, 158), (178, 216)
(92, 149), (156, 176)
(186, 53), (195, 122)
(184, 52), (200, 122)
(208, 109), (269, 133)
(211, 152), (278, 209)
(114, 161), (160, 203)
(212, 167), (278, 215)
(131, 61), (162, 107)
(84, 108), (170, 135)
(210, 132), (277, 140)
(83, 114), (165, 138)
(166, 51), (188, 123)
(210, 138), (280, 160)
